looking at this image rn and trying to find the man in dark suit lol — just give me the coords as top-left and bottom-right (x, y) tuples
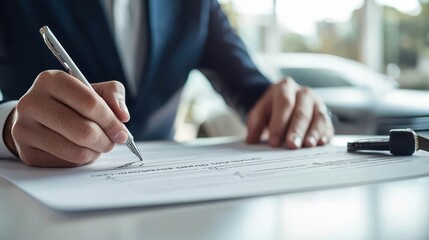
(0, 0), (334, 167)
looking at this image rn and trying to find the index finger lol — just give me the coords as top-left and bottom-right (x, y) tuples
(267, 79), (298, 147)
(284, 87), (314, 149)
(37, 71), (129, 144)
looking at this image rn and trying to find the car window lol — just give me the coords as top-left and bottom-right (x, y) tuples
(281, 68), (353, 88)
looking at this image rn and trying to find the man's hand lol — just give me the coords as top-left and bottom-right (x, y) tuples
(246, 77), (334, 149)
(4, 70), (130, 167)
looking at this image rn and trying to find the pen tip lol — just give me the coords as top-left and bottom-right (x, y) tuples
(126, 140), (144, 162)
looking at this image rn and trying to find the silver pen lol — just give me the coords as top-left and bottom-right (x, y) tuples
(39, 26), (143, 162)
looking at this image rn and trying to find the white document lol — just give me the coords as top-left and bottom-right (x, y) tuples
(0, 139), (429, 211)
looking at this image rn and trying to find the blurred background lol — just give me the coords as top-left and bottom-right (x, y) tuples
(175, 0), (429, 141)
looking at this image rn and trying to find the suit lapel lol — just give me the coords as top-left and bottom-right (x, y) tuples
(65, 0), (180, 101)
(144, 0), (180, 82)
(145, 0), (161, 82)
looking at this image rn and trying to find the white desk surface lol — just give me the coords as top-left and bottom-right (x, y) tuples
(2, 136), (429, 240)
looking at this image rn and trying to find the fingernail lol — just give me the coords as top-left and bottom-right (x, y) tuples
(113, 131), (128, 144)
(321, 136), (329, 145)
(293, 136), (302, 148)
(308, 136), (317, 147)
(118, 100), (129, 117)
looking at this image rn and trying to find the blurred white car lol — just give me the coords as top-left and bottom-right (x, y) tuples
(259, 53), (429, 135)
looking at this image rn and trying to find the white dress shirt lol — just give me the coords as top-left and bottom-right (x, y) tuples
(0, 101), (18, 158)
(110, 0), (145, 97)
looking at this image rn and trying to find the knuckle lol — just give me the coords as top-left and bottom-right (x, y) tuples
(278, 78), (288, 85)
(109, 81), (126, 95)
(53, 111), (72, 130)
(278, 76), (297, 87)
(72, 148), (95, 164)
(49, 70), (68, 80)
(36, 70), (75, 98)
(273, 87), (294, 108)
(294, 107), (311, 122)
(76, 121), (98, 142)
(90, 134), (114, 153)
(83, 96), (101, 114)
(286, 76), (296, 83)
(277, 93), (293, 108)
(279, 76), (293, 84)
(296, 89), (313, 103)
(11, 122), (24, 142)
(35, 70), (54, 83)
(104, 118), (122, 137)
(35, 70), (64, 87)
(16, 96), (33, 114)
(314, 106), (329, 120)
(91, 134), (114, 153)
(103, 142), (115, 153)
(97, 81), (126, 99)
(317, 111), (327, 121)
(298, 87), (311, 96)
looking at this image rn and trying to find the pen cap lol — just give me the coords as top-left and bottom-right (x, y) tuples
(39, 26), (92, 88)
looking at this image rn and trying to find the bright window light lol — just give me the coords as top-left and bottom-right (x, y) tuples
(376, 0), (422, 16)
(276, 0), (364, 35)
(220, 0), (273, 15)
(280, 189), (369, 239)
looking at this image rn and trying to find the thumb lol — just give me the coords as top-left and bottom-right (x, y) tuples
(92, 81), (130, 123)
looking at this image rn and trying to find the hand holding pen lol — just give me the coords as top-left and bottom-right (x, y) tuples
(3, 26), (142, 167)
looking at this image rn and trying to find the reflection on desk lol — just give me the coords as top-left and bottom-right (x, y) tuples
(2, 177), (429, 240)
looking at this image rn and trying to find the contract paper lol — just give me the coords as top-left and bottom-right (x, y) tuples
(0, 139), (429, 211)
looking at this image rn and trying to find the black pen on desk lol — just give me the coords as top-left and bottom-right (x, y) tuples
(39, 25), (143, 162)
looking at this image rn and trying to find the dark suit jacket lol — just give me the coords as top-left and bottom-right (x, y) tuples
(0, 0), (270, 141)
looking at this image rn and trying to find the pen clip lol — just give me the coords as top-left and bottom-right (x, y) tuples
(42, 34), (71, 72)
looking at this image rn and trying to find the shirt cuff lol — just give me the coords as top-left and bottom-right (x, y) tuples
(0, 101), (18, 159)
